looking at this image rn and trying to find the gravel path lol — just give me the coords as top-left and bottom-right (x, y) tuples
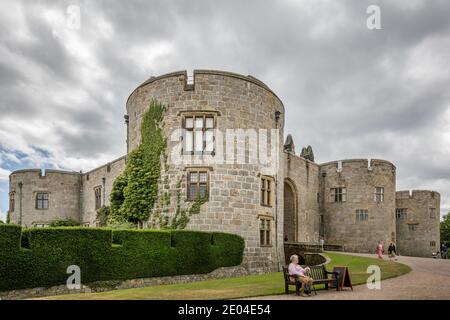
(243, 253), (450, 300)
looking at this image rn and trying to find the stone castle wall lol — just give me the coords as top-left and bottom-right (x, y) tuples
(284, 153), (321, 243)
(5, 69), (441, 263)
(396, 190), (440, 257)
(319, 159), (396, 253)
(8, 170), (81, 227)
(81, 156), (127, 225)
(126, 70), (285, 272)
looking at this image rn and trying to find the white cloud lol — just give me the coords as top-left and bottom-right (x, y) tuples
(0, 168), (11, 181)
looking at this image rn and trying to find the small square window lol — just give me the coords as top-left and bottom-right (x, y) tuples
(36, 193), (49, 210)
(187, 170), (209, 201)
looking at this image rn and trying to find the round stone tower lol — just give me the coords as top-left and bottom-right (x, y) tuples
(8, 169), (81, 227)
(126, 70), (285, 272)
(319, 159), (396, 253)
(396, 190), (441, 257)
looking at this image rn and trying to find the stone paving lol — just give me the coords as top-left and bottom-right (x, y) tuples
(243, 253), (450, 300)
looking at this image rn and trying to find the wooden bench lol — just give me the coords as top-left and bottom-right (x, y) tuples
(308, 265), (339, 295)
(282, 265), (339, 296)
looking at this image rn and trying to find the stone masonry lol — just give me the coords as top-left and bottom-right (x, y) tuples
(396, 190), (441, 257)
(7, 69), (442, 272)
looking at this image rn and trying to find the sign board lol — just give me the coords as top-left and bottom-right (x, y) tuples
(331, 266), (353, 291)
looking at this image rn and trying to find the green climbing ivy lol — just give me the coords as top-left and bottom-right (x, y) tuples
(109, 100), (167, 225)
(169, 179), (208, 230)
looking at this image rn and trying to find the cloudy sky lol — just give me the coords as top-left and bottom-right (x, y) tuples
(0, 0), (449, 221)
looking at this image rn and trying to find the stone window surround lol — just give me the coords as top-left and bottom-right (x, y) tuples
(180, 111), (219, 156)
(94, 185), (102, 210)
(355, 209), (369, 222)
(396, 208), (407, 219)
(330, 187), (346, 203)
(374, 187), (384, 203)
(430, 241), (436, 247)
(185, 167), (211, 202)
(34, 191), (49, 210)
(33, 222), (49, 228)
(259, 215), (273, 247)
(260, 176), (273, 207)
(408, 223), (418, 232)
(429, 208), (436, 219)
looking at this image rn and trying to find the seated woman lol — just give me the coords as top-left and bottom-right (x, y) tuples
(288, 254), (314, 297)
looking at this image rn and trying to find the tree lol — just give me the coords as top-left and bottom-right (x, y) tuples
(440, 212), (450, 245)
(95, 206), (110, 227)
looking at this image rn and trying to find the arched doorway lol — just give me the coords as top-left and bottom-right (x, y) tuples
(284, 179), (298, 243)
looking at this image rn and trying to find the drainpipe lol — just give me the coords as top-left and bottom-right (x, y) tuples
(274, 111), (282, 271)
(18, 182), (23, 226)
(124, 115), (129, 154)
(102, 177), (106, 207)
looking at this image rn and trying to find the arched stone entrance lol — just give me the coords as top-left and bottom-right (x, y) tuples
(284, 179), (298, 243)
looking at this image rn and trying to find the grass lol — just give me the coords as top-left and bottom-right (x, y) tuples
(41, 252), (411, 300)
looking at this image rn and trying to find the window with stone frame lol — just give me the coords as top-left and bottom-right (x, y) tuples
(187, 170), (209, 201)
(430, 241), (436, 247)
(94, 186), (102, 210)
(9, 192), (15, 212)
(35, 192), (49, 210)
(34, 223), (49, 228)
(259, 217), (272, 246)
(374, 187), (384, 203)
(182, 114), (215, 155)
(330, 187), (346, 203)
(355, 209), (369, 222)
(261, 177), (273, 207)
(408, 223), (418, 232)
(396, 208), (407, 220)
(429, 208), (436, 219)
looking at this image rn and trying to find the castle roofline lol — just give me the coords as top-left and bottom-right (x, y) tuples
(319, 158), (396, 169)
(82, 155), (127, 175)
(10, 169), (80, 176)
(396, 190), (440, 196)
(126, 69), (285, 112)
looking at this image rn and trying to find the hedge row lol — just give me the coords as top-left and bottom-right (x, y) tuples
(0, 224), (245, 291)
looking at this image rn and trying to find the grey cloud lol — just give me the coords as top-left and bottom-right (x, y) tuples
(0, 0), (449, 216)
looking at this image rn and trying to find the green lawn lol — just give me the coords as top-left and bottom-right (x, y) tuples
(41, 252), (411, 300)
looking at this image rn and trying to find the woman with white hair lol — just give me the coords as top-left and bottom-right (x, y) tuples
(288, 254), (314, 297)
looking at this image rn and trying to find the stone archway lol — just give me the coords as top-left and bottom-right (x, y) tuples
(284, 179), (298, 243)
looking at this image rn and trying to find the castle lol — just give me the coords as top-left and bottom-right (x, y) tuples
(7, 70), (440, 271)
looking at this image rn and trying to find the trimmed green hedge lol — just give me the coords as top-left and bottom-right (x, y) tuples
(0, 225), (244, 292)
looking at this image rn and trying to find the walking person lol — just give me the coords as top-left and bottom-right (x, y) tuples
(377, 240), (383, 259)
(388, 242), (396, 258)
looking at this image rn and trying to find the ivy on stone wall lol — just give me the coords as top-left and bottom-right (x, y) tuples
(169, 179), (208, 229)
(109, 100), (167, 225)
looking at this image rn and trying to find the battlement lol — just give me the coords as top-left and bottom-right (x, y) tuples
(10, 169), (80, 178)
(396, 190), (440, 200)
(319, 158), (396, 174)
(126, 69), (284, 108)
